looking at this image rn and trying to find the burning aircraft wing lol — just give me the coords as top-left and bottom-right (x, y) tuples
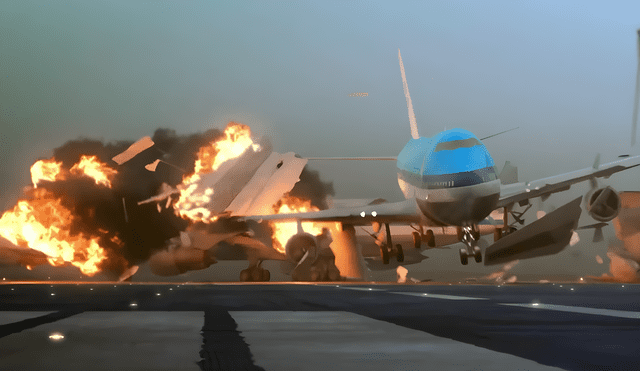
(138, 136), (308, 221)
(0, 236), (49, 268)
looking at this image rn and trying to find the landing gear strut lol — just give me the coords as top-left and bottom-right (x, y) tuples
(458, 226), (482, 265)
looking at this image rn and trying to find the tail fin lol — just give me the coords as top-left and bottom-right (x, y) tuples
(499, 161), (518, 185)
(398, 49), (420, 139)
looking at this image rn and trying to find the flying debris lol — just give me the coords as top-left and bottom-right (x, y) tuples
(348, 92), (369, 97)
(112, 136), (154, 165)
(133, 123), (336, 281)
(0, 121), (336, 282)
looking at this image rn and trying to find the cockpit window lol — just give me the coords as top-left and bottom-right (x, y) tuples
(434, 138), (481, 152)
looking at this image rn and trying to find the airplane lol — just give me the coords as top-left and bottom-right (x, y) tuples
(242, 46), (640, 274)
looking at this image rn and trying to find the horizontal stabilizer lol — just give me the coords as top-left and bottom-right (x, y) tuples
(484, 196), (582, 266)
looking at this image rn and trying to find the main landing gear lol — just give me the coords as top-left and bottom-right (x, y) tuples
(240, 261), (270, 282)
(379, 223), (404, 264)
(458, 226), (482, 265)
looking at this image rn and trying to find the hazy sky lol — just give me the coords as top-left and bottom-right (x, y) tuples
(1, 1), (640, 281)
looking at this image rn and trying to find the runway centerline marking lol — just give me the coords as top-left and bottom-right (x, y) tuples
(389, 292), (488, 300)
(338, 287), (387, 292)
(500, 303), (640, 319)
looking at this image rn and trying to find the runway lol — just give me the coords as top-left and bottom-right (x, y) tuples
(1, 282), (639, 370)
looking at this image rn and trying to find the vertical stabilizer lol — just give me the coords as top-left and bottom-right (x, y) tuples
(398, 49), (420, 139)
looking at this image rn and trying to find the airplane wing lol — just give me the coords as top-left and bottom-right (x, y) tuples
(242, 198), (424, 225)
(306, 157), (396, 161)
(497, 154), (640, 208)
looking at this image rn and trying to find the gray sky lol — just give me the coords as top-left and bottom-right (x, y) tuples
(1, 1), (640, 281)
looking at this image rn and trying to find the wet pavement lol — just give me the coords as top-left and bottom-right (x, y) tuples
(1, 282), (639, 370)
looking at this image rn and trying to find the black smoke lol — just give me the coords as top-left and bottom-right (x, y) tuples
(25, 125), (334, 277)
(289, 167), (335, 210)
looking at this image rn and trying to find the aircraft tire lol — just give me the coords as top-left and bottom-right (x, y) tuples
(459, 248), (468, 265)
(425, 230), (435, 248)
(262, 269), (270, 282)
(328, 267), (341, 281)
(240, 269), (251, 282)
(396, 244), (404, 262)
(310, 269), (321, 282)
(474, 246), (482, 263)
(251, 267), (263, 282)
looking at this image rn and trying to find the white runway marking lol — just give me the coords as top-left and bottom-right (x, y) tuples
(231, 311), (563, 371)
(390, 291), (489, 300)
(501, 303), (640, 319)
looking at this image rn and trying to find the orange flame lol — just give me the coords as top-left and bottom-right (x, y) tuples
(175, 123), (259, 223)
(30, 159), (64, 188)
(70, 155), (118, 188)
(0, 189), (108, 276)
(270, 195), (323, 253)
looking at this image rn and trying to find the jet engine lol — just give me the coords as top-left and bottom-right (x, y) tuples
(149, 246), (216, 276)
(285, 233), (317, 263)
(586, 186), (621, 222)
(282, 231), (342, 281)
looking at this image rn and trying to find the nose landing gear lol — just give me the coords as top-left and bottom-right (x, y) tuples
(459, 226), (482, 265)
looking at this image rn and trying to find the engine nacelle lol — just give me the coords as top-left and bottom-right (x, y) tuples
(285, 233), (317, 263)
(586, 186), (621, 222)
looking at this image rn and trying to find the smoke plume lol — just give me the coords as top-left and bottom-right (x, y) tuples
(10, 125), (334, 277)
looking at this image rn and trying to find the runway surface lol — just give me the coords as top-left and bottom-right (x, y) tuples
(1, 282), (639, 370)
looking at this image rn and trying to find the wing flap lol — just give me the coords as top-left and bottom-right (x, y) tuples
(485, 197), (582, 266)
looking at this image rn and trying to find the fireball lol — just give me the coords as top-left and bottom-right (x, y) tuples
(0, 154), (119, 276)
(0, 189), (108, 276)
(174, 122), (260, 223)
(30, 159), (64, 188)
(270, 195), (323, 253)
(70, 155), (118, 188)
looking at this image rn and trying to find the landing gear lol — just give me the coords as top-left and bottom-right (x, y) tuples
(459, 225), (482, 265)
(459, 248), (468, 265)
(412, 231), (421, 249)
(378, 223), (404, 264)
(396, 244), (404, 262)
(240, 262), (270, 282)
(379, 242), (390, 264)
(424, 229), (435, 248)
(474, 246), (482, 263)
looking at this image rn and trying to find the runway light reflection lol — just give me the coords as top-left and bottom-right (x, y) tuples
(49, 333), (64, 341)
